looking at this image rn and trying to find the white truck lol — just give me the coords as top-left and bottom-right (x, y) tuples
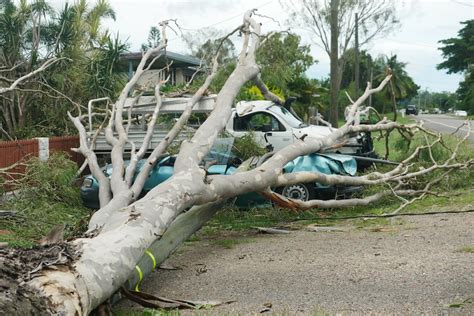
(228, 100), (374, 158)
(88, 95), (376, 166)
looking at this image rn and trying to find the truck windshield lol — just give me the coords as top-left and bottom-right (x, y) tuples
(269, 105), (306, 128)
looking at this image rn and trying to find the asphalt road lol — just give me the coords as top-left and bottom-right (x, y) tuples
(411, 114), (473, 143)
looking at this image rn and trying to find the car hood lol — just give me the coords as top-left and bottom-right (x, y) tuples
(293, 125), (332, 139)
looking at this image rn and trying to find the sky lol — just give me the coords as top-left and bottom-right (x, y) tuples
(51, 0), (474, 93)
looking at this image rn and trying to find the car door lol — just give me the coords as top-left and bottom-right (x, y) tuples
(233, 111), (293, 151)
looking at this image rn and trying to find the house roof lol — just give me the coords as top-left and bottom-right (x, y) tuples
(120, 51), (201, 70)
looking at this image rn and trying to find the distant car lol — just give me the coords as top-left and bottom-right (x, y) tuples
(80, 152), (360, 209)
(406, 105), (418, 115)
(454, 110), (468, 117)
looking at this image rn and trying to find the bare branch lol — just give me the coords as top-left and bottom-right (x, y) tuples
(0, 58), (63, 95)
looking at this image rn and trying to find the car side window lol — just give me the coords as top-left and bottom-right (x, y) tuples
(234, 112), (286, 132)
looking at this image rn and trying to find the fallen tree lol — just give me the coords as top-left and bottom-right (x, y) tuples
(1, 10), (473, 315)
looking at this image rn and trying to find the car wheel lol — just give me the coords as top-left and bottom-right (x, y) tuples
(276, 183), (315, 202)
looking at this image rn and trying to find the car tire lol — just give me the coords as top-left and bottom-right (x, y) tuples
(276, 183), (316, 202)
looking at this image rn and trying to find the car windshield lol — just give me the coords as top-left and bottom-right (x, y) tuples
(269, 105), (306, 128)
(202, 137), (235, 165)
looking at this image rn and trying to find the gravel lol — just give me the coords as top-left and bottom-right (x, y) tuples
(117, 211), (474, 315)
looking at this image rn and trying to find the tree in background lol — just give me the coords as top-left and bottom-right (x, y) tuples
(251, 32), (319, 120)
(182, 28), (236, 94)
(0, 0), (54, 137)
(256, 33), (314, 94)
(437, 20), (474, 114)
(0, 0), (126, 139)
(283, 0), (399, 126)
(187, 31), (318, 113)
(373, 54), (418, 116)
(340, 48), (373, 93)
(339, 50), (418, 115)
(141, 26), (161, 51)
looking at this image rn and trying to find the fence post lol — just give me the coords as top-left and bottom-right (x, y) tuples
(37, 137), (49, 162)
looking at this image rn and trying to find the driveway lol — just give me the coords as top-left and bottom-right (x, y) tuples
(117, 210), (474, 315)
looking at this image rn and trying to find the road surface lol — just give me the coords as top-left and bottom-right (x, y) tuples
(412, 114), (473, 143)
(116, 211), (474, 314)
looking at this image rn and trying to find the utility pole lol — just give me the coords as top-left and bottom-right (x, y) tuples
(329, 0), (339, 127)
(369, 60), (373, 107)
(354, 12), (360, 99)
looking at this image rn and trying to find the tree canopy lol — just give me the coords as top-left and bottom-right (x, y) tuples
(283, 0), (400, 125)
(0, 0), (126, 139)
(438, 19), (474, 114)
(256, 32), (314, 94)
(437, 20), (474, 74)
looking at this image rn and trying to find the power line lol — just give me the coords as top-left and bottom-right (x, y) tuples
(180, 0), (275, 31)
(450, 0), (474, 7)
(167, 0), (276, 43)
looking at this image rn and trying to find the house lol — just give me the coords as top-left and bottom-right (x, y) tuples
(119, 51), (201, 87)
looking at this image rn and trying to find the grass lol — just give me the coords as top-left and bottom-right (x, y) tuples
(448, 297), (473, 309)
(205, 189), (474, 234)
(0, 154), (90, 248)
(0, 201), (90, 248)
(455, 245), (474, 253)
(114, 308), (181, 316)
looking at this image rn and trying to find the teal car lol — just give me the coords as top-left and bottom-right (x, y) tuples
(80, 152), (358, 209)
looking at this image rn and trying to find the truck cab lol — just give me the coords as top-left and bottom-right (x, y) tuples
(226, 100), (368, 156)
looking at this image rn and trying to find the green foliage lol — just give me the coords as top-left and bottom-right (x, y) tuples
(0, 153), (89, 248)
(256, 32), (314, 95)
(239, 85), (285, 102)
(437, 20), (474, 74)
(289, 77), (328, 122)
(340, 49), (374, 91)
(0, 0), (125, 139)
(373, 127), (474, 194)
(373, 54), (419, 106)
(438, 20), (474, 114)
(17, 153), (81, 204)
(86, 35), (128, 99)
(339, 51), (419, 115)
(455, 245), (474, 254)
(232, 133), (267, 160)
(141, 26), (161, 51)
(456, 68), (474, 114)
(208, 61), (236, 94)
(194, 37), (236, 66)
(409, 90), (458, 112)
(114, 308), (180, 316)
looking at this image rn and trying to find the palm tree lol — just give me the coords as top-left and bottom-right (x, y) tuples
(374, 54), (419, 119)
(0, 0), (124, 138)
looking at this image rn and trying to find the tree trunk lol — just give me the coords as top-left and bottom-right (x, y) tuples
(330, 0), (340, 127)
(354, 12), (360, 99)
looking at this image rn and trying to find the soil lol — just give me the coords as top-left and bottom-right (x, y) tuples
(117, 210), (474, 315)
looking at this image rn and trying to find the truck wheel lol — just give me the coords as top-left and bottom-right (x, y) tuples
(277, 183), (315, 202)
